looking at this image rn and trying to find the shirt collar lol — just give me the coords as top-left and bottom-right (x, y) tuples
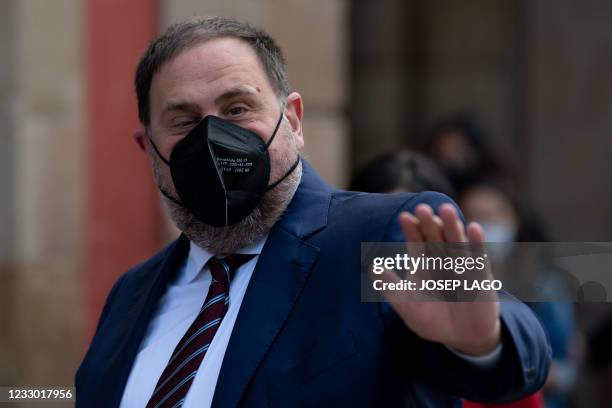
(179, 234), (268, 284)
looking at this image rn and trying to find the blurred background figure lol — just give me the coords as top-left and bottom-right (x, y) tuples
(588, 314), (612, 406)
(421, 109), (582, 407)
(350, 150), (454, 196)
(459, 180), (581, 408)
(423, 115), (508, 192)
(458, 180), (535, 243)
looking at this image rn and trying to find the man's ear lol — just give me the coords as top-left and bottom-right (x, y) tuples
(133, 126), (149, 154)
(284, 92), (304, 150)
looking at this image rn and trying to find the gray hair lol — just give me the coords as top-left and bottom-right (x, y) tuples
(134, 16), (290, 126)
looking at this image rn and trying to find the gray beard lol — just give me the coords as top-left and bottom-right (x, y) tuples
(154, 156), (302, 254)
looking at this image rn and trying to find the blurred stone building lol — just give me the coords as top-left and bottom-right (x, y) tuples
(0, 1), (611, 404)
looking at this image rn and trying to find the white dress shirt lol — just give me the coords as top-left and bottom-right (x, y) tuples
(119, 234), (501, 408)
(119, 236), (267, 408)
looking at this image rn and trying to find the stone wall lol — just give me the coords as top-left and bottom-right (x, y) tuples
(0, 0), (84, 389)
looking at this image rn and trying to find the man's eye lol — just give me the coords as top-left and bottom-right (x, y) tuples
(227, 106), (247, 116)
(174, 120), (197, 128)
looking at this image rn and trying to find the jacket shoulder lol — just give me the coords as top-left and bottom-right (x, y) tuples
(331, 189), (456, 213)
(92, 235), (188, 333)
(328, 190), (459, 240)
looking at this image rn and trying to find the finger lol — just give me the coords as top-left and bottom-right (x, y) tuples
(439, 203), (466, 243)
(467, 222), (497, 301)
(467, 222), (485, 246)
(399, 212), (423, 242)
(399, 212), (427, 270)
(439, 204), (469, 292)
(414, 204), (444, 242)
(467, 222), (486, 263)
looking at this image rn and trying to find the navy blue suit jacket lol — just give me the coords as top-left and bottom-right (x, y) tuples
(76, 161), (551, 407)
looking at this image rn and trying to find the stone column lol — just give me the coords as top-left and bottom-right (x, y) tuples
(524, 0), (612, 241)
(7, 0), (84, 387)
(0, 0), (17, 384)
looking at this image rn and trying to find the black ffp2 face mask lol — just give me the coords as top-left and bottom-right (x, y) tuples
(148, 110), (300, 227)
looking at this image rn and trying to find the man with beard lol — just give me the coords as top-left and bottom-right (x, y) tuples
(76, 16), (550, 408)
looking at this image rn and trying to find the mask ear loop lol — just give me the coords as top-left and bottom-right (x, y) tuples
(146, 131), (172, 166)
(145, 130), (188, 207)
(265, 155), (301, 192)
(264, 109), (285, 149)
(263, 106), (301, 192)
(158, 185), (186, 206)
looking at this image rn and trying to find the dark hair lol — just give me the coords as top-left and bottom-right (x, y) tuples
(425, 114), (499, 169)
(457, 177), (549, 242)
(134, 16), (290, 126)
(349, 150), (455, 197)
(423, 113), (505, 190)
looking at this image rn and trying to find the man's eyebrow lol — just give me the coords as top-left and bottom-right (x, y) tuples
(161, 101), (201, 116)
(161, 86), (261, 116)
(214, 85), (260, 104)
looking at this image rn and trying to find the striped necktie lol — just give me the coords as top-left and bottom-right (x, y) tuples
(146, 254), (255, 408)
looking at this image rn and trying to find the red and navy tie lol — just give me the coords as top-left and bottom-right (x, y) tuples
(146, 254), (255, 408)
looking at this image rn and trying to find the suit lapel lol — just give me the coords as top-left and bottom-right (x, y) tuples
(211, 160), (332, 408)
(104, 235), (190, 407)
(211, 227), (319, 408)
